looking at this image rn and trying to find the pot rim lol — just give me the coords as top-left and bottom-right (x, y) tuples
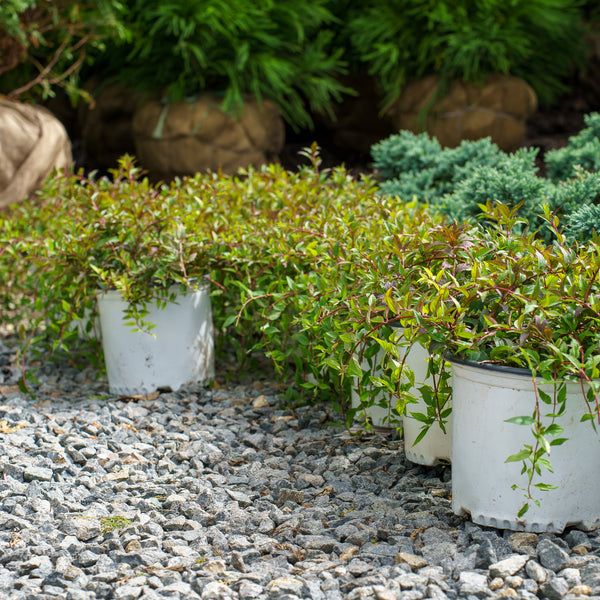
(446, 354), (538, 378)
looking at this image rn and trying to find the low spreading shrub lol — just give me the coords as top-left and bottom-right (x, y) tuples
(545, 112), (600, 181)
(373, 115), (600, 243)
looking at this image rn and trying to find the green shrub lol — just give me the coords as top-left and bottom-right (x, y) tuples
(373, 133), (504, 204)
(564, 203), (600, 242)
(337, 0), (587, 110)
(545, 113), (600, 181)
(440, 149), (547, 228)
(372, 121), (600, 243)
(87, 0), (348, 129)
(371, 131), (443, 181)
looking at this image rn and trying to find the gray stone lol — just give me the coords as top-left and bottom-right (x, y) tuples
(114, 585), (143, 600)
(558, 567), (581, 587)
(20, 555), (53, 576)
(267, 576), (309, 597)
(74, 519), (102, 542)
(538, 539), (571, 572)
(225, 489), (252, 507)
(421, 542), (456, 566)
(475, 538), (497, 568)
(4, 352), (599, 600)
(77, 550), (101, 568)
(237, 580), (264, 598)
(508, 532), (539, 555)
(426, 583), (449, 600)
(539, 576), (569, 600)
(458, 571), (489, 597)
(24, 466), (53, 482)
(277, 488), (304, 506)
(580, 557), (600, 592)
(298, 535), (338, 554)
(564, 530), (589, 549)
(347, 559), (373, 576)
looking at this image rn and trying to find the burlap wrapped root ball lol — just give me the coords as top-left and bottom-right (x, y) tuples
(132, 95), (285, 179)
(0, 100), (72, 208)
(390, 74), (538, 151)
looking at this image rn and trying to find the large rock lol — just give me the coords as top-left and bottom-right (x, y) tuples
(389, 74), (538, 151)
(0, 100), (72, 208)
(132, 95), (285, 179)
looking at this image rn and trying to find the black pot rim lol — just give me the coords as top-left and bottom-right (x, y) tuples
(445, 354), (535, 377)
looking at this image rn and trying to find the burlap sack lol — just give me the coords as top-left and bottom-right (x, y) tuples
(0, 100), (72, 208)
(390, 74), (538, 151)
(132, 95), (285, 179)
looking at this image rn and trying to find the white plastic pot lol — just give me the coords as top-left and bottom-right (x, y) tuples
(402, 341), (452, 466)
(350, 327), (452, 461)
(71, 305), (101, 340)
(450, 358), (600, 533)
(98, 283), (214, 394)
(350, 344), (399, 433)
(350, 324), (406, 433)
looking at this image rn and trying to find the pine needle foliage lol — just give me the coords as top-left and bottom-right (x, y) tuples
(545, 113), (600, 181)
(92, 0), (348, 130)
(372, 120), (600, 243)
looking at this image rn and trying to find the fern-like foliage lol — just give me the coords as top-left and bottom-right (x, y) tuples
(337, 0), (586, 110)
(90, 0), (348, 130)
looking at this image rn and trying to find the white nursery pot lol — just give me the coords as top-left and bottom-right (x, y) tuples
(98, 283), (214, 394)
(350, 344), (400, 433)
(71, 305), (101, 340)
(351, 325), (405, 433)
(402, 341), (452, 466)
(450, 358), (600, 533)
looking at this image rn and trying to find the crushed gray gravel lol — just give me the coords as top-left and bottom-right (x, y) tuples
(1, 339), (600, 600)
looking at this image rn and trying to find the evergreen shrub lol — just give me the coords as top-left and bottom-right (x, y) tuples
(334, 0), (587, 110)
(87, 0), (348, 129)
(372, 116), (600, 243)
(373, 133), (504, 205)
(545, 112), (600, 181)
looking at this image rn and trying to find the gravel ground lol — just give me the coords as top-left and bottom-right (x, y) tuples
(1, 338), (600, 600)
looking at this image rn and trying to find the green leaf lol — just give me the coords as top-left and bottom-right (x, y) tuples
(409, 412), (431, 424)
(534, 483), (559, 491)
(544, 424), (564, 437)
(549, 437), (568, 446)
(505, 449), (531, 463)
(346, 357), (363, 378)
(505, 416), (535, 426)
(323, 358), (341, 371)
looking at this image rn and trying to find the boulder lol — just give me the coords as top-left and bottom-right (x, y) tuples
(389, 74), (538, 151)
(132, 95), (285, 179)
(0, 100), (72, 208)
